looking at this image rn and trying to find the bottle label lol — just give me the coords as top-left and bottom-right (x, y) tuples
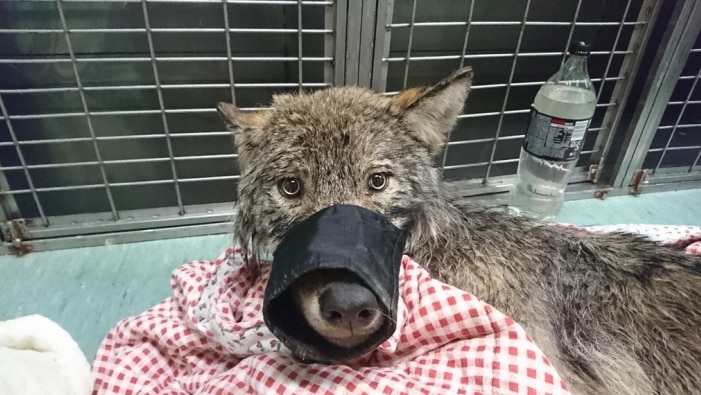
(522, 106), (591, 162)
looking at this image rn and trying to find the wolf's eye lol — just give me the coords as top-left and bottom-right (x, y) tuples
(368, 173), (388, 191)
(278, 178), (302, 198)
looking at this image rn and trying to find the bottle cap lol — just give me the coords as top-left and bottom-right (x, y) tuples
(569, 41), (592, 56)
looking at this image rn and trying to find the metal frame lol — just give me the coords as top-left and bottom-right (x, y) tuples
(438, 0), (474, 173)
(370, 0), (394, 92)
(342, 1), (362, 85)
(56, 0), (120, 221)
(607, 0), (701, 193)
(588, 0), (663, 185)
(341, 0), (381, 87)
(369, 0), (663, 199)
(0, 152), (20, 222)
(1, 0), (337, 254)
(482, 0), (531, 184)
(326, 0), (345, 85)
(2, 0), (700, 254)
(0, 94), (47, 226)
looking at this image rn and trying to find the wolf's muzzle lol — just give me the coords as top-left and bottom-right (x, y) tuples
(262, 204), (408, 363)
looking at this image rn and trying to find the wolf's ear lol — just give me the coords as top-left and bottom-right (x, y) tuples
(217, 102), (267, 170)
(216, 102), (266, 137)
(392, 67), (473, 154)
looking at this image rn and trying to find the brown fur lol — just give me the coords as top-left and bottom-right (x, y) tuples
(217, 67), (701, 395)
(393, 87), (425, 108)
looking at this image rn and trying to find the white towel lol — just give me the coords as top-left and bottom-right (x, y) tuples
(0, 314), (93, 395)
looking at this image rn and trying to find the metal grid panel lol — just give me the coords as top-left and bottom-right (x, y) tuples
(641, 34), (701, 180)
(0, 0), (695, 254)
(0, 0), (335, 243)
(372, 0), (655, 195)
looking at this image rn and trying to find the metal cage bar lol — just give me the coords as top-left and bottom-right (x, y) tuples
(0, 154), (239, 172)
(560, 0), (583, 65)
(0, 56), (332, 64)
(439, 0), (475, 177)
(692, 144), (701, 171)
(609, 0), (701, 191)
(328, 0), (346, 85)
(401, 0), (418, 89)
(14, 0), (334, 4)
(222, 0), (238, 104)
(141, 0), (185, 214)
(584, 0), (663, 187)
(382, 50), (632, 63)
(1, 0), (340, 253)
(0, 133), (231, 147)
(343, 1), (362, 85)
(298, 0), (304, 91)
(56, 0), (119, 221)
(357, 0), (377, 87)
(370, 0), (393, 92)
(592, 2), (643, 182)
(385, 76), (624, 96)
(653, 68), (701, 174)
(456, 1), (475, 71)
(482, 0), (531, 184)
(0, 95), (48, 226)
(0, 170), (19, 222)
(2, 0), (698, 254)
(324, 2), (342, 85)
(595, 0), (631, 106)
(1, 99), (622, 122)
(647, 146), (701, 154)
(388, 21), (646, 28)
(0, 83), (329, 95)
(366, 0), (665, 200)
(2, 176), (242, 196)
(0, 27), (333, 34)
(0, 108), (236, 121)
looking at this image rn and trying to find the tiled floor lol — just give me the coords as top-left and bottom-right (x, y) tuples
(1, 188), (700, 362)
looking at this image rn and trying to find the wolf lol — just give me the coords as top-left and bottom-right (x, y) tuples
(216, 67), (701, 395)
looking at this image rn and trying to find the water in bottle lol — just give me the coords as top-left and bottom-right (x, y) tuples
(509, 41), (597, 221)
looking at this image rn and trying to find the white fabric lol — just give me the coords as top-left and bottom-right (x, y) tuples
(0, 314), (93, 395)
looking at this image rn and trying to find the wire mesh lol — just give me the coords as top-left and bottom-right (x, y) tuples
(0, 0), (693, 251)
(56, 0), (119, 221)
(642, 32), (701, 176)
(376, 0), (652, 185)
(141, 0), (185, 214)
(0, 0), (333, 224)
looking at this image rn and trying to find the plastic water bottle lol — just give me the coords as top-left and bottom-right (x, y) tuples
(509, 41), (597, 221)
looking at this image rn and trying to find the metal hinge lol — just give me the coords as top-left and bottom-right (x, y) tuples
(587, 164), (600, 183)
(0, 219), (33, 256)
(585, 164), (615, 199)
(629, 169), (647, 196)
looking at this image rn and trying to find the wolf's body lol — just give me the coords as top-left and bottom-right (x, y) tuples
(217, 67), (701, 395)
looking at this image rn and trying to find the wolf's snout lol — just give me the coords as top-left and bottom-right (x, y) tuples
(319, 282), (379, 330)
(263, 204), (406, 360)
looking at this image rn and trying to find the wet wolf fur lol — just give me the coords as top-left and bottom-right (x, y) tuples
(217, 67), (701, 395)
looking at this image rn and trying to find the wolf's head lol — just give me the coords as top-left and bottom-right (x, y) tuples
(217, 67), (473, 360)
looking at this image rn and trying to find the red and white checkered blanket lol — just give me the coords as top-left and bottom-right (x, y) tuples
(92, 224), (701, 395)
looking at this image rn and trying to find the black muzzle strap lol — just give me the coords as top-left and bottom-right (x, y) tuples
(262, 204), (408, 363)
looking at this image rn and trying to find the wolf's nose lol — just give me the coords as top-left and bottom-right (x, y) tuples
(319, 282), (379, 329)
